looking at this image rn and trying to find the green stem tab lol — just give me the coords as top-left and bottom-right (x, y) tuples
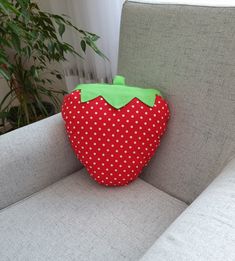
(74, 75), (162, 109)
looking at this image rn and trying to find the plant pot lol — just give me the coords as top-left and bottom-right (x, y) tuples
(7, 101), (55, 129)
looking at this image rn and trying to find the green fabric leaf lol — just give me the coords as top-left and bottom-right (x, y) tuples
(74, 75), (162, 109)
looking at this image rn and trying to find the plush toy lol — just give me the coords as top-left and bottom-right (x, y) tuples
(62, 76), (170, 186)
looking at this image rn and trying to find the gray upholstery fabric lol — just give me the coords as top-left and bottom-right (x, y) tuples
(0, 168), (187, 261)
(118, 1), (235, 203)
(140, 157), (235, 261)
(0, 113), (82, 210)
(129, 0), (235, 7)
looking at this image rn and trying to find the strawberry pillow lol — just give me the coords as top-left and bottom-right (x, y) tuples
(61, 76), (170, 186)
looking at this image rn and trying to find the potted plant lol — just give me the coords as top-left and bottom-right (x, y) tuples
(0, 0), (105, 131)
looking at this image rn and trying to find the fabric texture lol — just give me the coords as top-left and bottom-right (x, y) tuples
(140, 157), (235, 261)
(61, 81), (170, 186)
(118, 1), (235, 203)
(0, 114), (82, 210)
(0, 168), (187, 261)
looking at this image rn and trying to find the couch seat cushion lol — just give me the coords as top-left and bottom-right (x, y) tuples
(0, 168), (187, 261)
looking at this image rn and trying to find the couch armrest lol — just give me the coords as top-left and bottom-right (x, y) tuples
(0, 113), (82, 210)
(140, 157), (235, 261)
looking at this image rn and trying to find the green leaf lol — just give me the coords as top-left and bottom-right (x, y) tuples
(58, 23), (65, 37)
(0, 89), (16, 110)
(11, 34), (21, 52)
(0, 111), (9, 120)
(56, 74), (62, 79)
(25, 46), (31, 58)
(0, 0), (19, 15)
(0, 37), (11, 48)
(91, 34), (100, 41)
(81, 40), (86, 53)
(31, 66), (38, 78)
(21, 9), (30, 23)
(0, 68), (10, 81)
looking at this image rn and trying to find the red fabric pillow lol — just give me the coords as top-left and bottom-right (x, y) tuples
(62, 76), (170, 186)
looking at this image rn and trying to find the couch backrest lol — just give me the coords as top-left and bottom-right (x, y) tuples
(118, 1), (235, 203)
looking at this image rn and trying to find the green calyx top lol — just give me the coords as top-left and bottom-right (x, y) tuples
(74, 75), (162, 109)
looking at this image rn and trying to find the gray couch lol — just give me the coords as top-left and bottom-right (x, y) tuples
(0, 1), (235, 260)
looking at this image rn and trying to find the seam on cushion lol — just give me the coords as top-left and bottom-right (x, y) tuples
(140, 177), (188, 206)
(127, 1), (235, 8)
(0, 166), (85, 214)
(0, 167), (187, 214)
(0, 162), (84, 211)
(141, 176), (190, 205)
